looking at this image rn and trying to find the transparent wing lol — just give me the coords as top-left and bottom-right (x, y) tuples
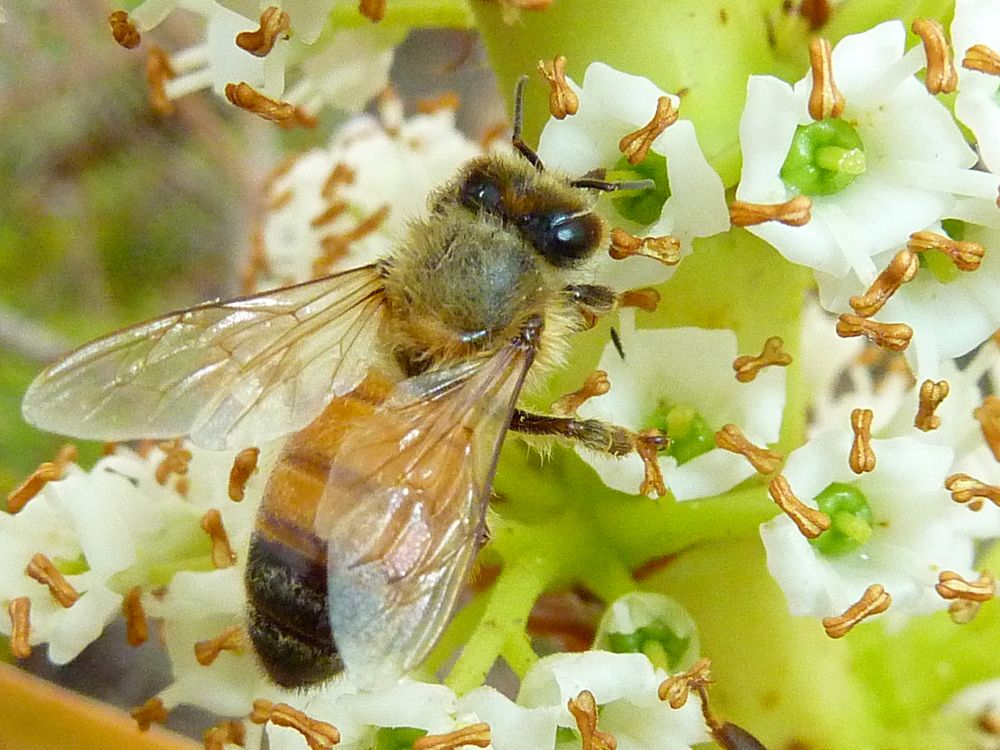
(315, 339), (536, 683)
(22, 265), (386, 450)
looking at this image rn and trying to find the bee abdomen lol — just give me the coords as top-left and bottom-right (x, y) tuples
(245, 532), (343, 687)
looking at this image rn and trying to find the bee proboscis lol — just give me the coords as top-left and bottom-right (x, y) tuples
(22, 79), (666, 687)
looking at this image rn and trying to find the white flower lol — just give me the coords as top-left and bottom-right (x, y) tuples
(517, 651), (708, 750)
(737, 21), (996, 280)
(537, 62), (729, 290)
(577, 310), (785, 500)
(760, 430), (1000, 624)
(458, 687), (558, 750)
(953, 0), (1000, 174)
(257, 104), (481, 288)
(592, 591), (701, 673)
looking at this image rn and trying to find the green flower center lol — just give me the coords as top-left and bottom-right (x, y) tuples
(606, 623), (692, 670)
(375, 727), (428, 750)
(810, 482), (875, 556)
(652, 403), (715, 465)
(607, 151), (671, 226)
(918, 219), (964, 284)
(780, 118), (866, 196)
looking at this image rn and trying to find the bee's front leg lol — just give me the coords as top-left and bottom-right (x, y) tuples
(563, 284), (661, 329)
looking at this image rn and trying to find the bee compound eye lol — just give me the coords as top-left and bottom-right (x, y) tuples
(521, 210), (602, 266)
(459, 169), (504, 213)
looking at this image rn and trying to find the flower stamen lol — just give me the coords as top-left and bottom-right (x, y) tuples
(204, 720), (246, 750)
(309, 201), (348, 230)
(714, 424), (783, 474)
(849, 408), (876, 474)
(849, 248), (918, 318)
(359, 0), (387, 22)
(637, 429), (669, 498)
(412, 723), (492, 750)
(807, 37), (845, 120)
(25, 553), (80, 608)
(908, 230), (985, 271)
(131, 697), (169, 731)
(321, 163), (356, 201)
(768, 474), (831, 539)
(415, 92), (461, 114)
(728, 196), (812, 227)
(619, 96), (678, 166)
(537, 55), (579, 120)
(551, 371), (610, 418)
(225, 82), (295, 123)
(944, 473), (1000, 509)
(974, 396), (1000, 461)
(123, 586), (149, 647)
(236, 7), (290, 57)
(963, 44), (1000, 76)
(935, 570), (996, 603)
(156, 439), (192, 486)
(821, 583), (891, 638)
(567, 690), (617, 750)
(732, 336), (792, 383)
(619, 288), (662, 313)
(146, 47), (176, 116)
(250, 699), (341, 750)
(657, 656), (712, 709)
(195, 625), (244, 665)
(912, 19), (958, 94)
(108, 10), (140, 49)
(914, 379), (949, 431)
(609, 228), (681, 265)
(313, 205), (390, 276)
(798, 0), (830, 31)
(7, 462), (63, 513)
(200, 509), (237, 568)
(8, 597), (31, 659)
(836, 314), (912, 351)
(949, 598), (983, 624)
(228, 447), (260, 502)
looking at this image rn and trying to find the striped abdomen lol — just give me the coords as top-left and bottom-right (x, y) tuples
(245, 376), (390, 688)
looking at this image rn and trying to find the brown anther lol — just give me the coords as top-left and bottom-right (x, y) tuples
(266, 188), (293, 212)
(136, 439), (157, 458)
(768, 474), (831, 539)
(25, 553), (79, 608)
(836, 314), (912, 352)
(156, 439), (192, 486)
(313, 205), (390, 276)
(241, 226), (270, 294)
(949, 598), (982, 624)
(7, 462), (63, 513)
(963, 44), (1000, 76)
(174, 474), (190, 498)
(235, 7), (290, 57)
(979, 710), (1000, 735)
(225, 82), (295, 123)
(936, 570), (995, 603)
(911, 19), (958, 94)
(415, 92), (461, 114)
(637, 429), (669, 498)
(657, 657), (713, 709)
(714, 424), (783, 474)
(552, 371), (610, 417)
(732, 336), (792, 383)
(908, 230), (985, 271)
(121, 586), (149, 647)
(413, 723), (492, 750)
(975, 396), (1000, 461)
(195, 625), (244, 665)
(321, 163), (356, 200)
(146, 46), (176, 116)
(618, 96), (678, 165)
(849, 248), (919, 318)
(619, 288), (661, 313)
(201, 509), (237, 568)
(537, 55), (578, 120)
(308, 200), (348, 229)
(131, 697), (169, 731)
(204, 720), (247, 750)
(55, 443), (78, 466)
(250, 699), (341, 750)
(109, 10), (141, 48)
(807, 37), (845, 120)
(479, 121), (509, 150)
(359, 0), (387, 22)
(567, 690), (617, 750)
(228, 447), (261, 502)
(609, 228), (681, 266)
(822, 584), (892, 638)
(728, 196), (812, 227)
(102, 441), (119, 455)
(849, 407), (876, 474)
(798, 0), (830, 31)
(277, 107), (320, 131)
(945, 473), (1000, 508)
(8, 597), (31, 659)
(914, 379), (950, 431)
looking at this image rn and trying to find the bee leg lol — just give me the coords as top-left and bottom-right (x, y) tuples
(564, 284), (662, 329)
(509, 409), (669, 497)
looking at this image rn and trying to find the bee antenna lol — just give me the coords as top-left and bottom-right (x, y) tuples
(512, 75), (544, 171)
(570, 177), (657, 192)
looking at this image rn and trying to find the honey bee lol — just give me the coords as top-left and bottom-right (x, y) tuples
(21, 79), (666, 688)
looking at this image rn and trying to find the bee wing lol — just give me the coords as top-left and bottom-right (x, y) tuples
(315, 337), (536, 683)
(22, 265), (386, 450)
